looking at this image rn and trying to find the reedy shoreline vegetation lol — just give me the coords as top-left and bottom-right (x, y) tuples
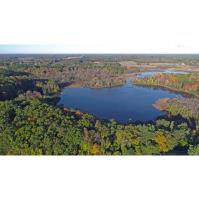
(0, 55), (199, 155)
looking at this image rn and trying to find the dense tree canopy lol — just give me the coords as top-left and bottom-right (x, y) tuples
(134, 73), (199, 97)
(0, 98), (198, 155)
(1, 55), (199, 155)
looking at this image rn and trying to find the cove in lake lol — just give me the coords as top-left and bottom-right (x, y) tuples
(58, 72), (184, 123)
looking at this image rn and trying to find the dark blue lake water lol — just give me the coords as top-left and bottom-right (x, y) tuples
(58, 72), (183, 123)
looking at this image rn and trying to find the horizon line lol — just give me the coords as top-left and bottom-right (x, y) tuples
(0, 53), (199, 55)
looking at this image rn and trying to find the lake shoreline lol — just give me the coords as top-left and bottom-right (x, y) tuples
(58, 72), (182, 123)
(133, 82), (199, 98)
(65, 72), (138, 89)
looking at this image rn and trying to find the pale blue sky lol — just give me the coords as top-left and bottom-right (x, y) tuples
(0, 45), (70, 54)
(0, 44), (198, 54)
(0, 0), (198, 54)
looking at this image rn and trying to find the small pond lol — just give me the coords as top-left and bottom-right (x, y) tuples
(58, 71), (186, 123)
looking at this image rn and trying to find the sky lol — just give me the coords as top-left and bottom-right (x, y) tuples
(0, 0), (198, 54)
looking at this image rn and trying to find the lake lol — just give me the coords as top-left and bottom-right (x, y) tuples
(58, 72), (183, 123)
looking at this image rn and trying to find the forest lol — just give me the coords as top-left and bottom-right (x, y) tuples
(154, 97), (199, 129)
(0, 54), (199, 155)
(134, 73), (199, 97)
(1, 97), (198, 155)
(1, 55), (126, 88)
